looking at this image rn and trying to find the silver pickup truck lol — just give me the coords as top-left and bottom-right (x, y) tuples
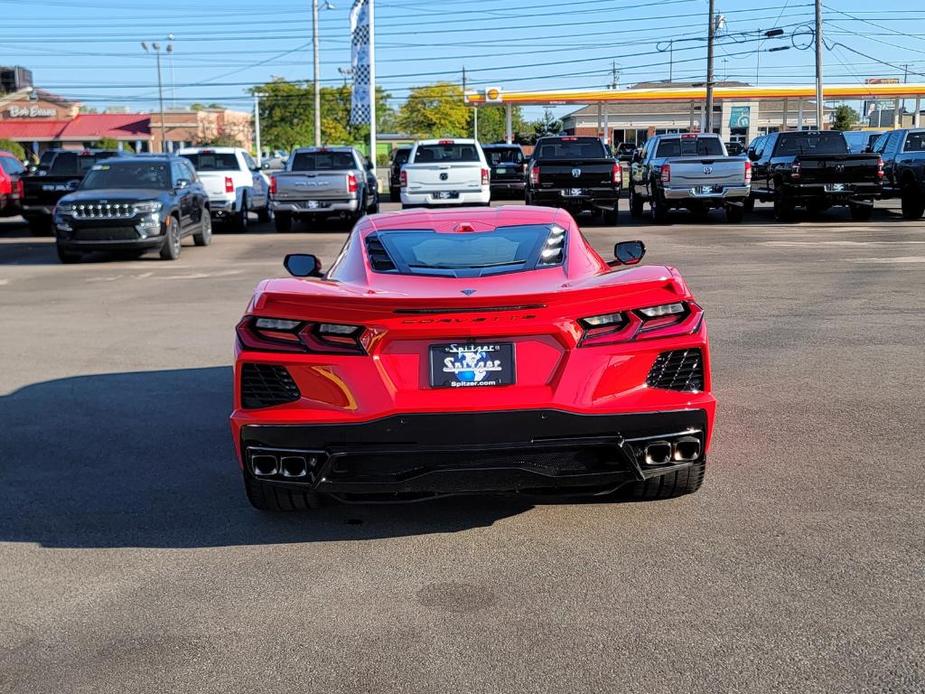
(628, 133), (751, 223)
(269, 146), (379, 231)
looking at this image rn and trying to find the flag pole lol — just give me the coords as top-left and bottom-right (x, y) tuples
(368, 0), (377, 174)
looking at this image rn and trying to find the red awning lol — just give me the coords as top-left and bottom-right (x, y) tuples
(0, 114), (152, 142)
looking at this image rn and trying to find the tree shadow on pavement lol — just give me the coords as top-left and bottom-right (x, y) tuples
(0, 367), (531, 549)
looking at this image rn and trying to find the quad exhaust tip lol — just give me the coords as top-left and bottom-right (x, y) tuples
(673, 436), (702, 462)
(644, 441), (673, 465)
(280, 455), (309, 478)
(251, 454), (279, 477)
(642, 436), (702, 466)
(249, 449), (324, 479)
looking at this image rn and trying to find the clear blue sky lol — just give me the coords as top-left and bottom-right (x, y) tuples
(2, 0), (925, 121)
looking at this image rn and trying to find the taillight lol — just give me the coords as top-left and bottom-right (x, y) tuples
(400, 170), (407, 188)
(269, 175), (278, 197)
(481, 168), (490, 186)
(791, 162), (801, 180)
(530, 165), (540, 185)
(660, 164), (671, 184)
(611, 162), (621, 186)
(877, 156), (884, 179)
(224, 176), (234, 193)
(578, 302), (702, 347)
(347, 173), (358, 193)
(236, 316), (366, 355)
(744, 160), (752, 185)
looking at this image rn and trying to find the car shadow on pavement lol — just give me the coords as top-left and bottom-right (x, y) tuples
(0, 367), (532, 549)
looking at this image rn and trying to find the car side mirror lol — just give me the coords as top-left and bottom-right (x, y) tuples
(284, 253), (322, 278)
(611, 240), (646, 266)
(175, 178), (190, 190)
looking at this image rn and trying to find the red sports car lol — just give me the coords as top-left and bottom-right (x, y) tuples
(231, 206), (715, 510)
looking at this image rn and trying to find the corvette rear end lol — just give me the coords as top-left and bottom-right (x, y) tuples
(231, 206), (714, 509)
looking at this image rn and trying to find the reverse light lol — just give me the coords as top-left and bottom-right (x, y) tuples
(639, 303), (685, 318)
(660, 163), (671, 184)
(347, 173), (358, 193)
(612, 162), (621, 186)
(255, 318), (300, 330)
(237, 317), (366, 355)
(530, 165), (540, 185)
(224, 176), (234, 193)
(581, 312), (624, 328)
(744, 159), (752, 185)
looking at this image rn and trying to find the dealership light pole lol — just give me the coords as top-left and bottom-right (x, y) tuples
(814, 0), (824, 129)
(312, 0), (336, 147)
(141, 40), (171, 153)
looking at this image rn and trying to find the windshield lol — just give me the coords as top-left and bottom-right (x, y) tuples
(180, 152), (240, 171)
(903, 132), (925, 152)
(81, 162), (170, 190)
(485, 148), (524, 165)
(374, 224), (565, 277)
(656, 137), (725, 157)
(842, 131), (879, 153)
(413, 143), (480, 163)
(775, 132), (848, 156)
(290, 151), (355, 171)
(536, 139), (607, 160)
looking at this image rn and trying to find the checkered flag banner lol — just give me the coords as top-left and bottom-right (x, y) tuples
(350, 0), (370, 126)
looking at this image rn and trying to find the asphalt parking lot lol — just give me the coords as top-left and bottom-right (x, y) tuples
(1, 201), (923, 693)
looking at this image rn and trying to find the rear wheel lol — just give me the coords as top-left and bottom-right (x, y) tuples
(742, 196), (755, 213)
(193, 208), (212, 246)
(274, 211), (292, 232)
(257, 202), (272, 223)
(724, 203), (744, 224)
(849, 202), (873, 221)
(629, 189), (644, 218)
(244, 474), (322, 512)
(650, 191), (669, 224)
(232, 196), (249, 232)
(159, 215), (181, 260)
(56, 242), (81, 264)
(389, 186), (401, 203)
(773, 192), (795, 222)
(368, 190), (380, 214)
(623, 460), (706, 501)
(900, 184), (925, 219)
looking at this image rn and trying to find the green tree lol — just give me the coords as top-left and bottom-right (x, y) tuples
(832, 104), (859, 131)
(193, 133), (241, 147)
(397, 82), (470, 138)
(95, 137), (119, 150)
(473, 104), (526, 143)
(190, 102), (206, 112)
(530, 109), (563, 142)
(0, 139), (26, 160)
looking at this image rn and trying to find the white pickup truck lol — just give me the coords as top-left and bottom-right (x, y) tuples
(400, 138), (490, 208)
(177, 147), (270, 230)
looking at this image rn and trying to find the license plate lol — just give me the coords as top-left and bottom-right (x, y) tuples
(825, 183), (847, 192)
(429, 342), (515, 388)
(562, 188), (584, 197)
(496, 167), (508, 174)
(435, 191), (458, 200)
(306, 199), (320, 209)
(696, 185), (723, 195)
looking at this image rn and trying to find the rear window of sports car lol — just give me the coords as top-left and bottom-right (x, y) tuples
(368, 224), (566, 277)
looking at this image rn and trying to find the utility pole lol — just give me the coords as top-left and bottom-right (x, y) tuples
(814, 0), (824, 130)
(611, 61), (619, 90)
(312, 0), (321, 146)
(141, 41), (170, 153)
(704, 0), (716, 134)
(254, 93), (262, 166)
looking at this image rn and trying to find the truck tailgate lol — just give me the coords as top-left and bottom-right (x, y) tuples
(795, 154), (881, 183)
(197, 172), (237, 199)
(404, 163), (483, 191)
(274, 172), (351, 201)
(534, 159), (614, 189)
(664, 157), (747, 187)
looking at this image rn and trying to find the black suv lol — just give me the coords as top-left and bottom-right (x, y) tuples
(388, 145), (412, 202)
(482, 143), (526, 199)
(53, 155), (212, 263)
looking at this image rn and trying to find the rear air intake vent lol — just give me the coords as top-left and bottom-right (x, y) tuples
(241, 363), (301, 409)
(365, 234), (397, 272)
(646, 349), (704, 392)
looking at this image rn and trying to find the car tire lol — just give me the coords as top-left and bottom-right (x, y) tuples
(390, 186), (400, 203)
(724, 203), (744, 224)
(743, 196), (755, 213)
(623, 460), (706, 501)
(629, 189), (644, 218)
(233, 196), (248, 232)
(274, 211), (292, 232)
(900, 184), (925, 220)
(849, 202), (873, 222)
(524, 192), (534, 206)
(159, 215), (181, 260)
(773, 192), (795, 223)
(193, 208), (213, 246)
(257, 203), (272, 223)
(650, 192), (669, 224)
(244, 474), (322, 512)
(56, 242), (81, 264)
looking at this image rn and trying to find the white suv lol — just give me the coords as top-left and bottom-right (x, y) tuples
(400, 138), (490, 208)
(177, 147), (270, 230)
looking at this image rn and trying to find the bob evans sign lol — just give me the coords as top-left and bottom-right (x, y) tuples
(7, 105), (58, 118)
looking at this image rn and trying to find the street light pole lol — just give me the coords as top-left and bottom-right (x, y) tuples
(142, 41), (170, 153)
(312, 0), (321, 147)
(815, 0), (824, 129)
(704, 0), (716, 134)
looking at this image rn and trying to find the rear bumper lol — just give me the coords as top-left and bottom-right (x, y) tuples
(663, 185), (750, 202)
(401, 189), (491, 206)
(238, 408), (709, 498)
(271, 198), (359, 214)
(491, 180), (526, 192)
(531, 188), (620, 210)
(781, 182), (882, 200)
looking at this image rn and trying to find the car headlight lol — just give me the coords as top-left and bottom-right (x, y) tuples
(133, 201), (163, 215)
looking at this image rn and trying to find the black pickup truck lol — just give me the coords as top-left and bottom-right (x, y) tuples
(747, 131), (882, 222)
(20, 149), (124, 234)
(870, 128), (925, 219)
(525, 136), (621, 224)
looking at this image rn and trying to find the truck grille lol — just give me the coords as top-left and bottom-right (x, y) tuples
(646, 349), (704, 392)
(241, 364), (301, 409)
(72, 202), (136, 219)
